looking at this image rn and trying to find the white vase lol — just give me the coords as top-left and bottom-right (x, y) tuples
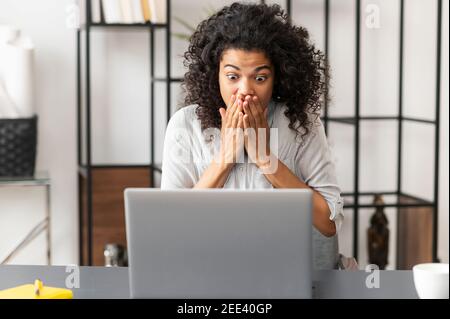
(0, 25), (35, 118)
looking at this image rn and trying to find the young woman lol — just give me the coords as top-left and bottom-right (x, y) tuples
(161, 2), (344, 269)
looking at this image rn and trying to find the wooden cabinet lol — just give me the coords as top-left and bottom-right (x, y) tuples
(397, 195), (433, 270)
(80, 167), (151, 266)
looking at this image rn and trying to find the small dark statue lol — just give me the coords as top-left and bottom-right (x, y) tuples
(367, 195), (389, 269)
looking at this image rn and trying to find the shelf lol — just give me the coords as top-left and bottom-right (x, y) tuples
(341, 192), (434, 209)
(77, 0), (173, 265)
(401, 117), (436, 124)
(80, 22), (167, 30)
(321, 116), (356, 125)
(77, 0), (442, 266)
(78, 164), (162, 179)
(321, 116), (436, 126)
(321, 116), (400, 125)
(153, 77), (183, 83)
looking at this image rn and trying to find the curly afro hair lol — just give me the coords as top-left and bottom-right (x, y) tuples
(181, 2), (329, 141)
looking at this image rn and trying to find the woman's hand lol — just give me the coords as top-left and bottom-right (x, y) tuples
(242, 95), (271, 168)
(217, 92), (245, 168)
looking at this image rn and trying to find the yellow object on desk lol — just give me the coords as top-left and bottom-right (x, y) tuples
(0, 279), (73, 299)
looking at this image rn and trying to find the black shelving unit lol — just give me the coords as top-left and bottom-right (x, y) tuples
(77, 0), (178, 265)
(286, 0), (442, 265)
(77, 0), (442, 266)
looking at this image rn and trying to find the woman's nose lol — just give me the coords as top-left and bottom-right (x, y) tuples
(238, 80), (254, 97)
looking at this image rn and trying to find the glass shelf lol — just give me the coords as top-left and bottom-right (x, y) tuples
(0, 171), (50, 186)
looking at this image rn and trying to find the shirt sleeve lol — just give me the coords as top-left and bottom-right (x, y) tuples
(295, 116), (345, 232)
(160, 108), (199, 189)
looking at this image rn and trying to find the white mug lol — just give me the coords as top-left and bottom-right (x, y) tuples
(413, 263), (449, 299)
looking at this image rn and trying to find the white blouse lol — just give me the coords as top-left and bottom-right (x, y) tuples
(161, 100), (344, 231)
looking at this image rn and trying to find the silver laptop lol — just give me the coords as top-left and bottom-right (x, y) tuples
(124, 188), (313, 299)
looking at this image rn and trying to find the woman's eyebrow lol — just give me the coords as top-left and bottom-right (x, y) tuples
(223, 64), (241, 70)
(224, 64), (271, 72)
(254, 65), (271, 72)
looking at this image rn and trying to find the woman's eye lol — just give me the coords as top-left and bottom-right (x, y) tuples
(255, 76), (267, 82)
(226, 74), (238, 80)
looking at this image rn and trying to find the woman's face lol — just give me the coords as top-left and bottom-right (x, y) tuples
(219, 48), (274, 109)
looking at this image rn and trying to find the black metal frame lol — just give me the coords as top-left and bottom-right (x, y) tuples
(77, 0), (175, 265)
(77, 0), (442, 266)
(286, 0), (442, 265)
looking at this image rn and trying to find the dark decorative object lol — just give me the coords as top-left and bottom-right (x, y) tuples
(0, 116), (37, 177)
(367, 195), (389, 269)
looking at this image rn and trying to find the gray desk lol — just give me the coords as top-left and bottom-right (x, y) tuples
(0, 265), (418, 299)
